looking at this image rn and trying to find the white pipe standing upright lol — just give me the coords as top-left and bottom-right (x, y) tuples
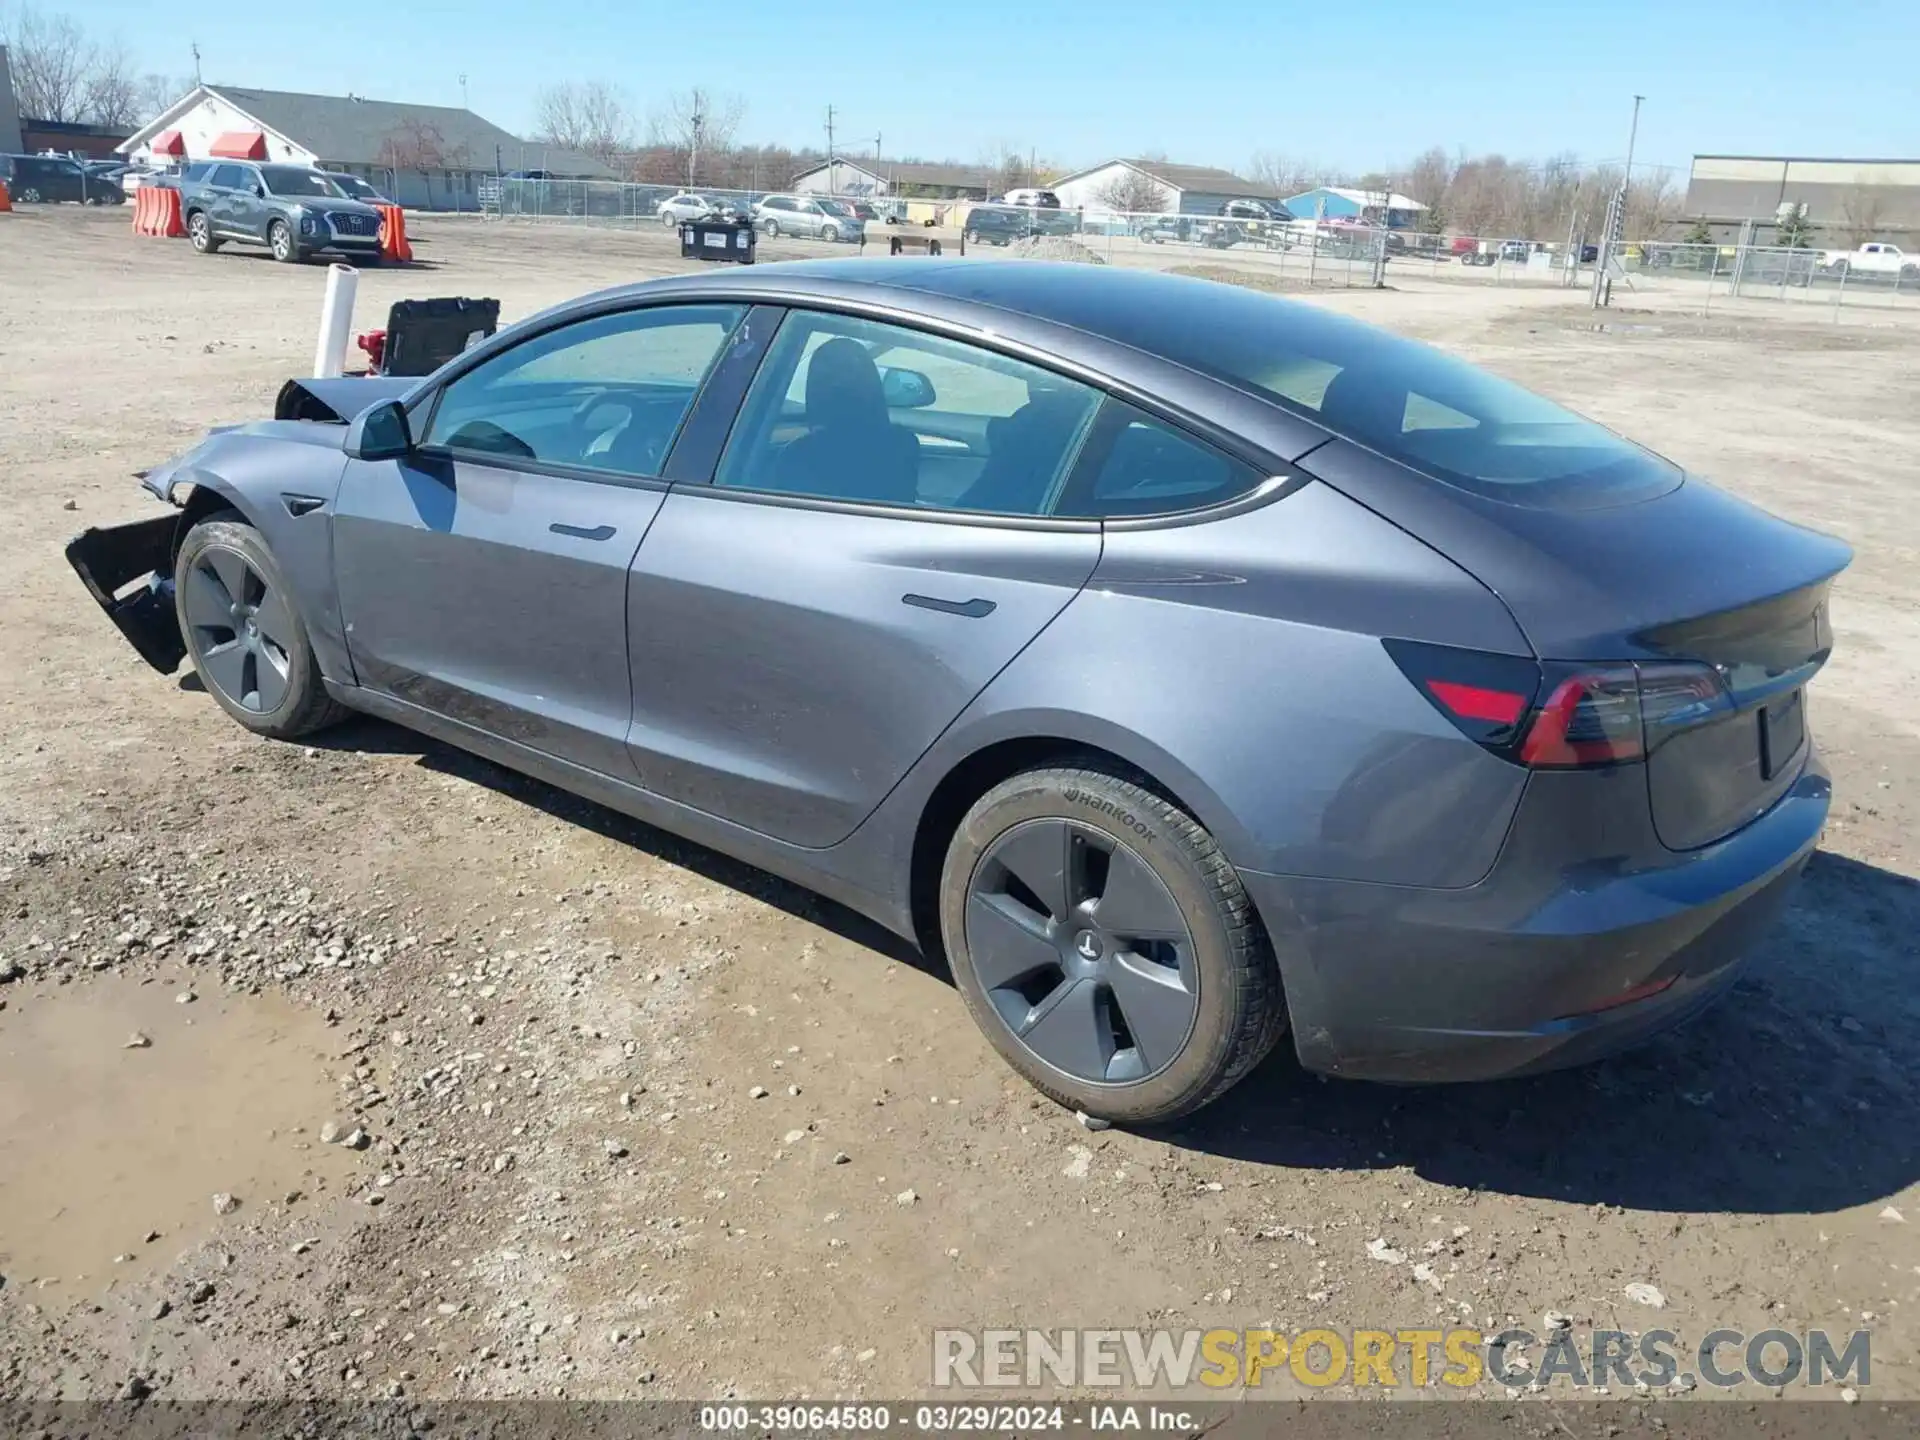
(312, 264), (359, 378)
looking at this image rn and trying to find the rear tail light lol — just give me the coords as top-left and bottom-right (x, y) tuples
(1385, 641), (1727, 771)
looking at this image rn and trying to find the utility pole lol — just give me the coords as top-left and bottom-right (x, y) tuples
(824, 105), (837, 193)
(1592, 94), (1644, 309)
(459, 73), (469, 111)
(1622, 94), (1644, 197)
(688, 104), (704, 189)
(191, 42), (202, 88)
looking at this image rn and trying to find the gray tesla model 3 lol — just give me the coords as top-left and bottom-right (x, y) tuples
(67, 261), (1850, 1123)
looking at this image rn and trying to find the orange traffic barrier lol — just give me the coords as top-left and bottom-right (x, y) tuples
(0, 180), (12, 212)
(132, 185), (185, 238)
(376, 203), (413, 263)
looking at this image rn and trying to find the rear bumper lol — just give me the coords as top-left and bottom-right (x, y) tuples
(1239, 753), (1830, 1083)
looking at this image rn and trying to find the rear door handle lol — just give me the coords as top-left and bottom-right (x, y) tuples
(550, 522), (616, 541)
(903, 594), (996, 618)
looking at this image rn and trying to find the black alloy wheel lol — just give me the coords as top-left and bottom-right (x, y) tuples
(180, 542), (296, 715)
(967, 816), (1200, 1084)
(940, 764), (1287, 1124)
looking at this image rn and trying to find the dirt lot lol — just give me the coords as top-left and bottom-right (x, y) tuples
(1, 208), (1916, 1408)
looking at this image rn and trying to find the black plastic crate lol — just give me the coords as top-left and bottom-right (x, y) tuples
(680, 218), (756, 264)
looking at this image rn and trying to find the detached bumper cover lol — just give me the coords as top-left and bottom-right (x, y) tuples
(1241, 754), (1831, 1083)
(65, 513), (186, 673)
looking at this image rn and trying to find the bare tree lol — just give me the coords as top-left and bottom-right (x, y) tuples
(1840, 186), (1887, 247)
(1093, 166), (1171, 214)
(1402, 146), (1454, 232)
(647, 87), (744, 187)
(4, 4), (94, 122)
(81, 39), (140, 127)
(1249, 150), (1338, 200)
(533, 80), (634, 166)
(379, 117), (463, 175)
(134, 71), (193, 120)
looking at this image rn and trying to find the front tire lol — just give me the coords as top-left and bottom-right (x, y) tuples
(174, 515), (348, 739)
(761, 218), (780, 237)
(938, 764), (1287, 1125)
(187, 211), (222, 252)
(269, 218), (298, 263)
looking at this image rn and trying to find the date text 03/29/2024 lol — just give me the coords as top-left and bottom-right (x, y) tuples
(698, 1404), (1191, 1432)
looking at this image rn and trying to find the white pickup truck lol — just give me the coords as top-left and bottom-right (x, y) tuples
(1817, 242), (1920, 277)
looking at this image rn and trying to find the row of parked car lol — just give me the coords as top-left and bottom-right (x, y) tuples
(0, 153), (134, 204)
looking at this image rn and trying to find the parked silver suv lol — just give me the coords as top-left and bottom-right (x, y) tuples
(752, 193), (856, 242)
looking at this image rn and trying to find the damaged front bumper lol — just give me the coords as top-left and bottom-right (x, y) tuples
(65, 512), (187, 673)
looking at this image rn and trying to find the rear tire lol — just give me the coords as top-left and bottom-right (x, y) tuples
(19, 186), (42, 203)
(174, 515), (349, 740)
(938, 763), (1287, 1125)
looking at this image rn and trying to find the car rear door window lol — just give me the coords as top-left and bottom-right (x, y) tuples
(1054, 401), (1263, 518)
(712, 310), (1101, 515)
(207, 164), (247, 190)
(422, 304), (746, 478)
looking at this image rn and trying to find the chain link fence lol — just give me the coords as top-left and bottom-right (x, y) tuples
(476, 177), (1920, 312)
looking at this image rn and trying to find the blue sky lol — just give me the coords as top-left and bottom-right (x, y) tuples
(49, 0), (1917, 178)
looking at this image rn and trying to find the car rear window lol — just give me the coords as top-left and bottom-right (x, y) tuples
(914, 269), (1683, 509)
(1165, 297), (1679, 506)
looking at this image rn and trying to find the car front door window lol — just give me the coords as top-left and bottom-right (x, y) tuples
(424, 304), (747, 479)
(713, 310), (1101, 515)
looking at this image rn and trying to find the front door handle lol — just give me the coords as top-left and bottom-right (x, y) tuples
(550, 522), (616, 541)
(903, 594), (996, 619)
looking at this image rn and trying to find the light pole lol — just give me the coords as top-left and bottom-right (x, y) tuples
(1592, 94), (1644, 309)
(688, 109), (703, 189)
(1622, 94), (1644, 197)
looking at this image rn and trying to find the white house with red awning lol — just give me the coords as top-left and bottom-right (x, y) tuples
(117, 83), (615, 210)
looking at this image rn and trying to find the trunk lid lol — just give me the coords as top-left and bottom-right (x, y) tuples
(1301, 439), (1851, 849)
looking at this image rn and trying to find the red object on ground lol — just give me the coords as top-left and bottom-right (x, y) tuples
(376, 203), (413, 262)
(208, 131), (268, 160)
(132, 185), (186, 238)
(356, 330), (389, 371)
(0, 181), (12, 213)
(150, 129), (186, 157)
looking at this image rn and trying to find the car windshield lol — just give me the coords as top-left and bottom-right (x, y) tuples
(818, 200), (854, 217)
(261, 166), (345, 198)
(329, 174), (378, 199)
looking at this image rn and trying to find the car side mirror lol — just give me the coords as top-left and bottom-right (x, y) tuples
(345, 399), (413, 461)
(252, 183), (266, 197)
(880, 367), (936, 409)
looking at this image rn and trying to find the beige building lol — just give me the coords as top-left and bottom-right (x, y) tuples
(1684, 155), (1920, 237)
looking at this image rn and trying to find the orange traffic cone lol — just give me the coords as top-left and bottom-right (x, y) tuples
(377, 203), (413, 263)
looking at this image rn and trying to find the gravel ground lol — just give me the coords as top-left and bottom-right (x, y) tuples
(0, 208), (1916, 1409)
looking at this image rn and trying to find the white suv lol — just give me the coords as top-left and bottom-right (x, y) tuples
(753, 193), (855, 242)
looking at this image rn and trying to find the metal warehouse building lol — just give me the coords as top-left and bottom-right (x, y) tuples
(1685, 155), (1920, 236)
